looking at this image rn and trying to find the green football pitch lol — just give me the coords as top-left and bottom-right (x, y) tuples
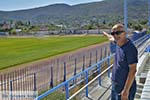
(0, 35), (108, 70)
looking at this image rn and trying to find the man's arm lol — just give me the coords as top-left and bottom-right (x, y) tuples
(103, 31), (116, 53)
(121, 63), (137, 100)
(102, 31), (115, 41)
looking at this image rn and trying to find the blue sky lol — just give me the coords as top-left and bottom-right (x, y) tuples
(0, 0), (103, 11)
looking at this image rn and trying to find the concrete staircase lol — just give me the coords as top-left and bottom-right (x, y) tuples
(135, 83), (144, 100)
(135, 58), (150, 100)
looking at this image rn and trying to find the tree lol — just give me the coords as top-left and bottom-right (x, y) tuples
(10, 29), (16, 35)
(139, 19), (148, 25)
(133, 23), (143, 31)
(103, 20), (106, 24)
(15, 21), (24, 27)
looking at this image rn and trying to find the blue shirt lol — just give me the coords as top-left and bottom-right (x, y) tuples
(111, 39), (138, 93)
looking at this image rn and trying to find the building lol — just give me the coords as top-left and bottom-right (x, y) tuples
(0, 32), (9, 36)
(2, 23), (11, 30)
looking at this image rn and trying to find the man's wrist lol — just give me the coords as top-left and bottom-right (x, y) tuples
(123, 88), (129, 93)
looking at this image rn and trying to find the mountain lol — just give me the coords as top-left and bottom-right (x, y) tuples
(0, 0), (148, 27)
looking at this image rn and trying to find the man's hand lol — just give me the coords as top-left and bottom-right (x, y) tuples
(121, 89), (129, 100)
(102, 31), (115, 41)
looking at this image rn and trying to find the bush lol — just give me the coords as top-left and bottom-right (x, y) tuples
(10, 29), (16, 35)
(132, 24), (143, 31)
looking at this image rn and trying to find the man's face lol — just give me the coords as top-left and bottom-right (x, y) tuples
(111, 31), (126, 42)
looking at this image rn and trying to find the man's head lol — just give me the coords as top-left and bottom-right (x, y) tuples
(111, 24), (126, 42)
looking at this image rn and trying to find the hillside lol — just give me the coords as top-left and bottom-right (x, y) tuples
(0, 0), (148, 27)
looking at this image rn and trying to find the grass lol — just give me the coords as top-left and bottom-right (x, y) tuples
(40, 90), (78, 100)
(42, 91), (66, 100)
(0, 35), (107, 70)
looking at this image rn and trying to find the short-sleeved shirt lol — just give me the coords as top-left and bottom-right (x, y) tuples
(111, 39), (138, 93)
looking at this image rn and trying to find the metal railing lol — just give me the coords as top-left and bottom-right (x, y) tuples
(68, 34), (150, 100)
(35, 33), (150, 100)
(134, 34), (150, 58)
(36, 53), (114, 100)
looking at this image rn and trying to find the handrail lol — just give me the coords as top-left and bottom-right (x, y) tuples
(35, 34), (150, 100)
(35, 54), (115, 100)
(68, 34), (150, 100)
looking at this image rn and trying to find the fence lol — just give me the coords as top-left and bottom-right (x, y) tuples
(0, 40), (110, 93)
(36, 54), (115, 100)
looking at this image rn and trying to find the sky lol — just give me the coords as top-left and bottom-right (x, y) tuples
(0, 0), (103, 11)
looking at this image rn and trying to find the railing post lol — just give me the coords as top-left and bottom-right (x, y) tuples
(57, 59), (60, 83)
(50, 66), (53, 88)
(64, 62), (66, 82)
(89, 52), (92, 66)
(105, 46), (107, 57)
(97, 63), (101, 86)
(74, 58), (77, 76)
(82, 55), (85, 71)
(74, 58), (77, 84)
(81, 55), (85, 81)
(96, 50), (98, 63)
(0, 75), (3, 91)
(10, 80), (13, 100)
(107, 57), (111, 78)
(34, 73), (37, 91)
(65, 82), (69, 100)
(85, 71), (88, 97)
(100, 48), (103, 60)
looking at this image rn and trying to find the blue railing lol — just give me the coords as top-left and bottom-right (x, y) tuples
(36, 53), (114, 100)
(145, 45), (150, 52)
(35, 33), (150, 100)
(68, 34), (150, 100)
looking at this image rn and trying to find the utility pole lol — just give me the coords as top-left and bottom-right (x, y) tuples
(124, 0), (128, 32)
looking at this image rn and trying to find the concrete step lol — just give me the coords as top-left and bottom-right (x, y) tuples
(81, 73), (111, 100)
(98, 89), (111, 100)
(137, 83), (144, 89)
(145, 63), (150, 66)
(135, 92), (141, 98)
(145, 64), (150, 68)
(143, 70), (149, 73)
(145, 65), (150, 67)
(87, 85), (111, 100)
(136, 88), (143, 94)
(81, 74), (112, 100)
(134, 98), (140, 100)
(143, 68), (150, 71)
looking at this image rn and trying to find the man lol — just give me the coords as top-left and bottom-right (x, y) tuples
(103, 24), (138, 100)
